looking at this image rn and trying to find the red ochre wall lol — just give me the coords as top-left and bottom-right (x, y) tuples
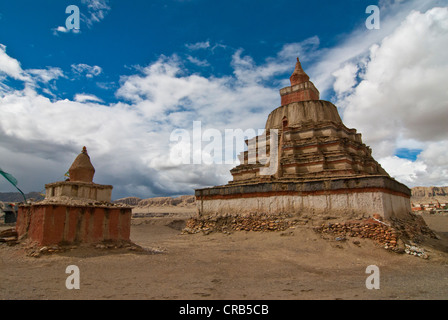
(280, 90), (319, 105)
(16, 204), (131, 246)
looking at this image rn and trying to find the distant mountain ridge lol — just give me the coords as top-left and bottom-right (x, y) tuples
(411, 186), (448, 203)
(3, 187), (447, 205)
(114, 195), (195, 207)
(112, 196), (141, 206)
(0, 192), (45, 203)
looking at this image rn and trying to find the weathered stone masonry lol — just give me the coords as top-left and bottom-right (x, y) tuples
(195, 58), (411, 219)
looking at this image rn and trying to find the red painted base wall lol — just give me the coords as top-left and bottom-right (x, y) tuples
(16, 204), (132, 246)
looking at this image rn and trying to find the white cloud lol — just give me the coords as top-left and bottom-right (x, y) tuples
(185, 41), (210, 50)
(331, 63), (358, 96)
(277, 36), (320, 61)
(27, 67), (64, 83)
(81, 0), (111, 27)
(0, 45), (64, 89)
(230, 38), (318, 86)
(52, 0), (110, 35)
(2, 2), (448, 198)
(71, 63), (103, 78)
(0, 51), (281, 198)
(116, 54), (278, 129)
(304, 0), (443, 98)
(54, 26), (69, 33)
(379, 140), (448, 187)
(74, 93), (104, 103)
(379, 156), (428, 185)
(333, 6), (448, 187)
(186, 55), (210, 67)
(0, 44), (28, 81)
(52, 26), (81, 36)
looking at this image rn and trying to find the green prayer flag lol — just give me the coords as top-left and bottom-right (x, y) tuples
(0, 167), (27, 203)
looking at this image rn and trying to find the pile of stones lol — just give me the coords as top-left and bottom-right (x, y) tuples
(404, 244), (428, 258)
(313, 218), (401, 250)
(24, 240), (151, 258)
(27, 244), (67, 257)
(0, 228), (18, 245)
(183, 212), (437, 258)
(183, 215), (297, 234)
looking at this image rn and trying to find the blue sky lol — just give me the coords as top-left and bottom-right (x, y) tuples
(0, 0), (447, 199)
(0, 0), (369, 104)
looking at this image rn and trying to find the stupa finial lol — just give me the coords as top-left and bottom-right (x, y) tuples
(290, 56), (310, 86)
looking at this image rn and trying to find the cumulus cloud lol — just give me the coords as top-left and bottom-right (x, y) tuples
(0, 44), (28, 81)
(1, 3), (447, 198)
(334, 6), (448, 187)
(0, 45), (64, 89)
(331, 63), (358, 97)
(230, 37), (320, 87)
(116, 54), (278, 128)
(379, 156), (428, 185)
(0, 49), (282, 198)
(303, 0), (442, 98)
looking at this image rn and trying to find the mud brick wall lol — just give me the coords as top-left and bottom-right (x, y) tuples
(16, 204), (131, 246)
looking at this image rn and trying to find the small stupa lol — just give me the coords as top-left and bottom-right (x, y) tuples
(195, 58), (412, 220)
(44, 146), (113, 203)
(68, 146), (95, 182)
(16, 147), (132, 246)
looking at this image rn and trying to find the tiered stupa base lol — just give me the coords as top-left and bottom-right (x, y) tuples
(195, 175), (411, 219)
(195, 58), (413, 220)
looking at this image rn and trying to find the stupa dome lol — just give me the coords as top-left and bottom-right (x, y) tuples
(68, 146), (95, 183)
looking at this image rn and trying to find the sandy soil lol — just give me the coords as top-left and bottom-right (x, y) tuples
(1, 212), (447, 300)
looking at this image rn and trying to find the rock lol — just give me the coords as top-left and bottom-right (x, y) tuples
(39, 246), (48, 253)
(0, 236), (17, 243)
(30, 251), (40, 258)
(373, 213), (382, 221)
(0, 228), (18, 238)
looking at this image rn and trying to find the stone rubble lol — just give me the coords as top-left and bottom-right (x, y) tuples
(0, 228), (18, 245)
(21, 240), (156, 258)
(182, 212), (437, 258)
(312, 213), (437, 257)
(404, 244), (428, 259)
(183, 215), (297, 235)
(313, 218), (402, 251)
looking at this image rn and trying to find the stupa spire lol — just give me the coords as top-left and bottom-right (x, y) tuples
(68, 146), (95, 183)
(280, 57), (319, 105)
(289, 57), (310, 86)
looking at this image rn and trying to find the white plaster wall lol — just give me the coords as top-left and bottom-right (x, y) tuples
(198, 191), (411, 219)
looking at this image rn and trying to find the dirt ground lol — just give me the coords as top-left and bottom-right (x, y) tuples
(1, 211), (448, 300)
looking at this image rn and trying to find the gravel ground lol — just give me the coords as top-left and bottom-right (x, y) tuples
(1, 212), (447, 300)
